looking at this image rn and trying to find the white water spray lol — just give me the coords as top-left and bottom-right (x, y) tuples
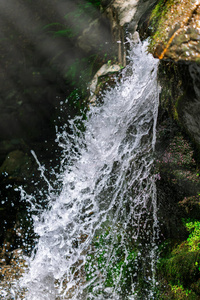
(14, 38), (159, 299)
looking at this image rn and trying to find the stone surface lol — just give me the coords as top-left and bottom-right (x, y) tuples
(0, 248), (26, 299)
(77, 18), (112, 54)
(89, 63), (121, 104)
(149, 0), (200, 62)
(157, 59), (200, 156)
(156, 126), (200, 235)
(105, 0), (156, 64)
(112, 0), (139, 27)
(177, 63), (200, 149)
(0, 150), (33, 180)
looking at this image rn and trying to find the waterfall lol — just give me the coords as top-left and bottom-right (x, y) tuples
(13, 38), (160, 299)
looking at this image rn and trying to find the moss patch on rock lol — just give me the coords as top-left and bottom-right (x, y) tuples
(156, 120), (200, 298)
(158, 219), (200, 299)
(148, 0), (200, 61)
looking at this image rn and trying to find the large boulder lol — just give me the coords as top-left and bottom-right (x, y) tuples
(149, 0), (200, 62)
(148, 0), (200, 154)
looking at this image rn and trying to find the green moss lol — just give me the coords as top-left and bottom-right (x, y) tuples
(158, 220), (200, 297)
(148, 0), (176, 52)
(148, 0), (190, 55)
(169, 283), (197, 299)
(150, 0), (172, 29)
(185, 220), (200, 252)
(173, 107), (179, 122)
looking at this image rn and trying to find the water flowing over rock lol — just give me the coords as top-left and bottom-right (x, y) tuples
(4, 39), (160, 300)
(105, 0), (156, 64)
(1, 0), (200, 298)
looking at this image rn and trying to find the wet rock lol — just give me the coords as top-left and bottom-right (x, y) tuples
(156, 123), (200, 237)
(176, 62), (200, 152)
(77, 18), (112, 54)
(0, 150), (33, 180)
(0, 139), (27, 166)
(89, 62), (121, 104)
(149, 0), (200, 62)
(112, 0), (139, 27)
(182, 63), (200, 146)
(105, 0), (156, 65)
(109, 0), (156, 29)
(0, 248), (26, 299)
(157, 59), (200, 160)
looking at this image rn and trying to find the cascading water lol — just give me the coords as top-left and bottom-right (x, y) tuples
(11, 38), (160, 299)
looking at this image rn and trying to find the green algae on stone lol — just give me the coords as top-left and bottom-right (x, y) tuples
(149, 0), (176, 53)
(158, 222), (200, 298)
(149, 0), (200, 62)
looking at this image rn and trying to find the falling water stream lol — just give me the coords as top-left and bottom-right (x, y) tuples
(11, 38), (160, 299)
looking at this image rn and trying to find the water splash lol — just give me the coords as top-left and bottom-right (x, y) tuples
(14, 38), (159, 299)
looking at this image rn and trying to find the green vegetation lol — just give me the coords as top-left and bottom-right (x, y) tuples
(43, 22), (75, 38)
(148, 0), (175, 52)
(41, 0), (114, 115)
(185, 220), (200, 252)
(85, 228), (138, 297)
(158, 219), (200, 298)
(169, 283), (197, 299)
(43, 0), (101, 40)
(65, 54), (99, 87)
(150, 0), (172, 30)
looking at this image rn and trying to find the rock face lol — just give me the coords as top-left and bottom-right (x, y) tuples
(158, 60), (200, 154)
(144, 1), (200, 297)
(149, 0), (200, 62)
(154, 62), (200, 299)
(0, 0), (200, 298)
(0, 150), (32, 180)
(146, 0), (200, 152)
(105, 0), (156, 65)
(0, 248), (26, 299)
(89, 63), (121, 103)
(77, 18), (112, 54)
(180, 63), (200, 147)
(112, 0), (139, 27)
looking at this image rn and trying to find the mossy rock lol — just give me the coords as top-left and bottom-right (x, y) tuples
(159, 244), (199, 283)
(148, 0), (200, 62)
(158, 219), (200, 298)
(159, 280), (199, 299)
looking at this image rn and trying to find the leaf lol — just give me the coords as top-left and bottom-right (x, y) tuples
(53, 29), (74, 38)
(42, 22), (64, 30)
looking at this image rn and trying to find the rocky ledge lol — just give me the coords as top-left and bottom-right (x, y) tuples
(149, 0), (200, 62)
